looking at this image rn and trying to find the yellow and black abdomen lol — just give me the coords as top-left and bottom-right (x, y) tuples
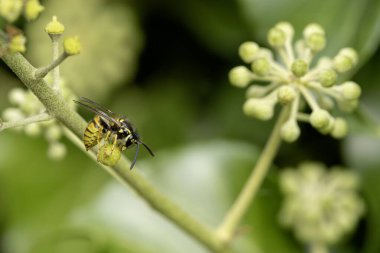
(83, 115), (105, 150)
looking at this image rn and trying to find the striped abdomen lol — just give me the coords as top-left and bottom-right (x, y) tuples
(83, 115), (104, 150)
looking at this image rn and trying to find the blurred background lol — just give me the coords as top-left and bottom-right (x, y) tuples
(1, 0), (380, 252)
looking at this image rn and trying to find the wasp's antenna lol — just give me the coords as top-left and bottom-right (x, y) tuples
(130, 143), (140, 170)
(141, 142), (154, 157)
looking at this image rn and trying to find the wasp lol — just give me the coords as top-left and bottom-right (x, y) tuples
(74, 97), (154, 169)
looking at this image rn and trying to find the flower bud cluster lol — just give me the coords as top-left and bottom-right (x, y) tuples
(279, 162), (365, 246)
(1, 78), (76, 160)
(229, 22), (361, 142)
(0, 0), (44, 23)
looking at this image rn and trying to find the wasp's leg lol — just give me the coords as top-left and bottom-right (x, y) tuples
(111, 134), (118, 151)
(104, 131), (111, 143)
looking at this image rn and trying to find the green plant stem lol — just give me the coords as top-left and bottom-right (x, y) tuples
(1, 51), (234, 253)
(217, 107), (288, 243)
(0, 112), (53, 131)
(50, 34), (61, 92)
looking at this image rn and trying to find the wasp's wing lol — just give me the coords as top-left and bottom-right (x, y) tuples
(78, 97), (117, 116)
(74, 98), (121, 127)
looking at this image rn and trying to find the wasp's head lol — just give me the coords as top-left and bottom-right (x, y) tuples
(127, 130), (154, 170)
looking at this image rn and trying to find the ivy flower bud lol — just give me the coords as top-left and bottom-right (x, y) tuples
(8, 88), (26, 106)
(318, 116), (335, 135)
(246, 85), (269, 98)
(275, 22), (294, 40)
(45, 16), (65, 35)
(0, 0), (23, 22)
(97, 143), (121, 166)
(281, 120), (300, 142)
(277, 86), (296, 104)
(333, 48), (358, 73)
(339, 81), (361, 100)
(24, 0), (44, 21)
(48, 142), (67, 160)
(319, 69), (337, 87)
(45, 125), (62, 141)
(243, 98), (275, 120)
(8, 34), (26, 53)
(229, 66), (252, 88)
(24, 123), (41, 137)
(238, 42), (259, 63)
(330, 117), (348, 139)
(303, 23), (326, 52)
(251, 58), (270, 76)
(310, 109), (331, 129)
(291, 59), (308, 77)
(338, 99), (358, 113)
(63, 36), (81, 55)
(268, 27), (286, 48)
(2, 108), (24, 121)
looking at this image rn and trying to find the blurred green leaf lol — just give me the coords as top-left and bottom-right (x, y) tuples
(0, 132), (108, 252)
(344, 133), (380, 253)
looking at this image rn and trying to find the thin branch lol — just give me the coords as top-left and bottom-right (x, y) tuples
(1, 48), (234, 253)
(217, 107), (289, 243)
(0, 112), (53, 132)
(34, 52), (68, 79)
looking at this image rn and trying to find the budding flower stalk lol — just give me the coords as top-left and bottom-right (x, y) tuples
(229, 22), (361, 141)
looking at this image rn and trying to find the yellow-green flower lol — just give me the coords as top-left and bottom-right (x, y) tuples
(8, 34), (26, 53)
(45, 16), (65, 35)
(0, 0), (23, 22)
(63, 36), (81, 55)
(24, 0), (44, 21)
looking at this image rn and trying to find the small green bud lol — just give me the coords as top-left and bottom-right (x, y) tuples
(63, 36), (81, 55)
(333, 48), (358, 73)
(338, 99), (358, 112)
(331, 117), (348, 139)
(45, 16), (65, 35)
(8, 34), (26, 53)
(24, 123), (41, 137)
(303, 23), (326, 52)
(318, 95), (334, 110)
(319, 69), (337, 87)
(24, 0), (44, 21)
(251, 58), (270, 76)
(275, 22), (294, 40)
(8, 88), (26, 106)
(310, 109), (331, 129)
(97, 143), (121, 166)
(281, 120), (300, 142)
(48, 142), (67, 160)
(268, 27), (286, 48)
(257, 48), (273, 60)
(1, 108), (24, 121)
(291, 59), (308, 77)
(318, 116), (335, 134)
(246, 85), (268, 98)
(45, 125), (62, 141)
(277, 86), (296, 104)
(243, 98), (275, 120)
(238, 41), (259, 63)
(229, 66), (252, 88)
(340, 81), (361, 100)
